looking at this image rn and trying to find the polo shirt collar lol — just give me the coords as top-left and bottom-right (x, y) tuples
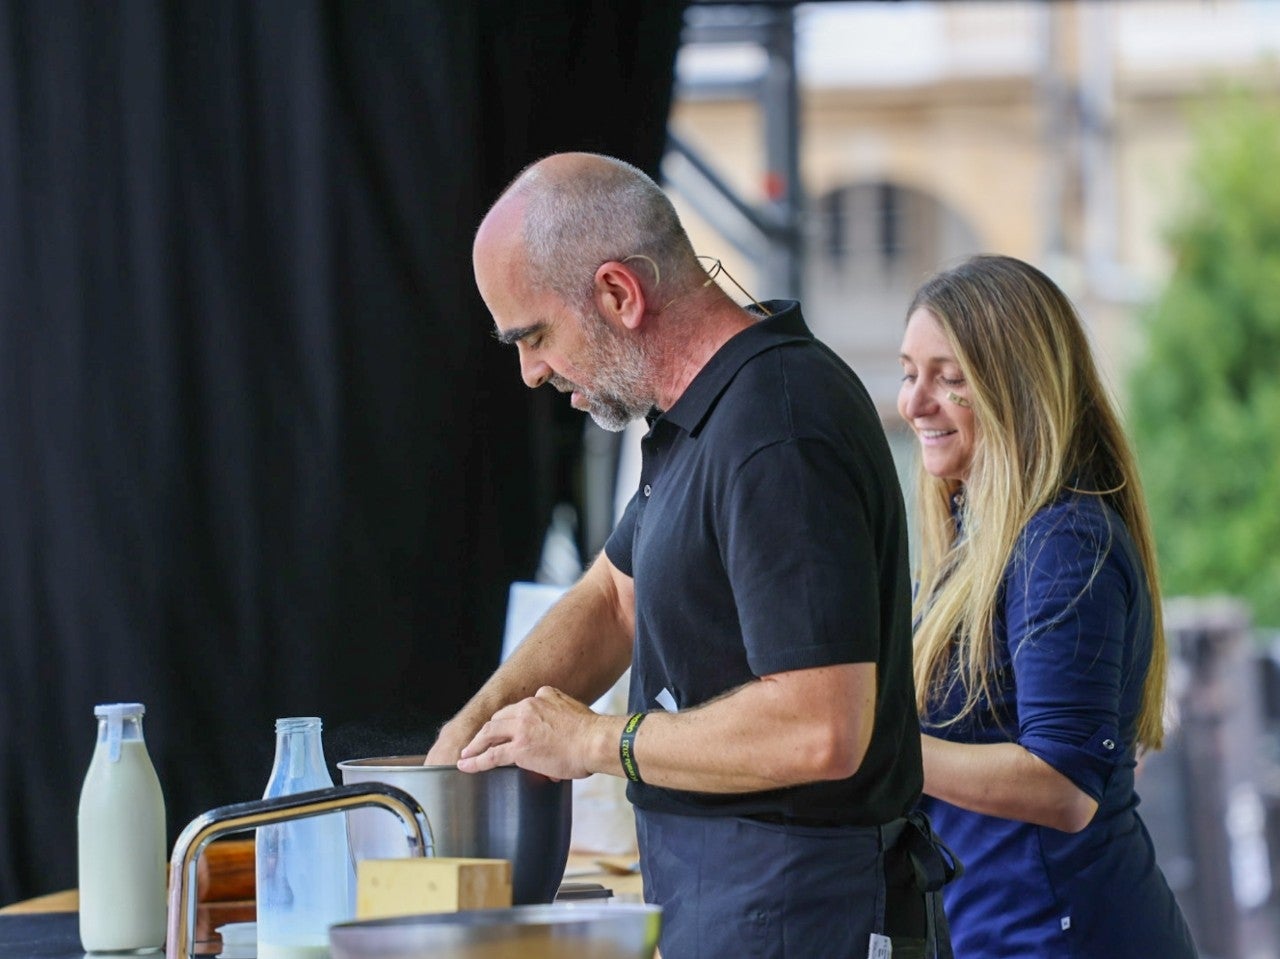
(655, 300), (810, 435)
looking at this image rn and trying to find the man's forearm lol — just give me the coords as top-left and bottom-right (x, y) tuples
(427, 552), (634, 763)
(572, 662), (876, 793)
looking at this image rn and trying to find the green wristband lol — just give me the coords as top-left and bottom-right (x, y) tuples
(620, 712), (646, 783)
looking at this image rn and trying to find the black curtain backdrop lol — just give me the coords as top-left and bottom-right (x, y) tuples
(0, 0), (684, 902)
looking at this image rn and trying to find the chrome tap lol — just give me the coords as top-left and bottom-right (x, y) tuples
(165, 782), (433, 959)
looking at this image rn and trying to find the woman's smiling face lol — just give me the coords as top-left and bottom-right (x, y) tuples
(898, 307), (978, 483)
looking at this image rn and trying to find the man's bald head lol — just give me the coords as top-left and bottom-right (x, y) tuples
(481, 152), (702, 309)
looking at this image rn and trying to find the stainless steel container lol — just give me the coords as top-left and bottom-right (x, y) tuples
(337, 756), (572, 905)
(329, 903), (661, 959)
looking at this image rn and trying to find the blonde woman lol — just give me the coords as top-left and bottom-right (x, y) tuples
(898, 255), (1197, 958)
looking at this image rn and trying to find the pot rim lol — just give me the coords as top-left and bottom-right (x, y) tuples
(337, 755), (454, 771)
(332, 902), (661, 931)
(337, 757), (563, 780)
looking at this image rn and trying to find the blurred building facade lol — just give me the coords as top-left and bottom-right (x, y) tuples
(668, 0), (1280, 418)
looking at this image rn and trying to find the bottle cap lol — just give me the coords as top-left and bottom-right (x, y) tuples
(95, 702), (145, 762)
(215, 922), (256, 959)
(94, 702), (146, 719)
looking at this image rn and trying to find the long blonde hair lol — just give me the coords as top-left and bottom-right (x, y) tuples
(909, 255), (1167, 751)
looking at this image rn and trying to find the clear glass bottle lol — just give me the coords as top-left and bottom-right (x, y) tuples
(255, 717), (353, 959)
(77, 702), (167, 953)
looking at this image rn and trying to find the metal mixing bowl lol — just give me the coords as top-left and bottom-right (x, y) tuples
(329, 903), (661, 959)
(337, 757), (572, 905)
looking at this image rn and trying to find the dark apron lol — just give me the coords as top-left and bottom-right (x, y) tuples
(635, 808), (960, 959)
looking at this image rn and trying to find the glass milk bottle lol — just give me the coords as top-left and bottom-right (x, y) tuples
(77, 702), (167, 953)
(256, 717), (353, 959)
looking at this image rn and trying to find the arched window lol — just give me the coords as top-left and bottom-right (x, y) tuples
(804, 180), (982, 415)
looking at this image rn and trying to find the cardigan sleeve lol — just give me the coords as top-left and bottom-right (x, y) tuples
(1005, 503), (1140, 801)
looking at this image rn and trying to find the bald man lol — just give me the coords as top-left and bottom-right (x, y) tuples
(427, 153), (951, 958)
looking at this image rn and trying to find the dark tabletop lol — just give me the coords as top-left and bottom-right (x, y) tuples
(0, 913), (84, 959)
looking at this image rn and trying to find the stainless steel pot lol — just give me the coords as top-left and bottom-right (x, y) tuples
(329, 903), (661, 959)
(337, 757), (572, 905)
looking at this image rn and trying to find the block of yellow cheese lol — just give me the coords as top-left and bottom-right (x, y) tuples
(355, 857), (513, 919)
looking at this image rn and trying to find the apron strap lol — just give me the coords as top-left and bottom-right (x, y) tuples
(881, 810), (963, 959)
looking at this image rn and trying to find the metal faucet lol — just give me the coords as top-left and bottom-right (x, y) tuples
(165, 782), (433, 959)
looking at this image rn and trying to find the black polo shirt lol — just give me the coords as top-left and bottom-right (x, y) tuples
(604, 300), (921, 825)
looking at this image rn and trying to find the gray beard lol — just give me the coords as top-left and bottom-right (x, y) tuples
(585, 397), (640, 433)
(561, 310), (655, 432)
(550, 372), (648, 432)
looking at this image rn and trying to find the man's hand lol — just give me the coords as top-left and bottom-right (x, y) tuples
(456, 686), (616, 781)
(423, 715), (484, 766)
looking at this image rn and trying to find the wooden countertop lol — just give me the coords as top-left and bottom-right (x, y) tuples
(0, 847), (644, 916)
(563, 851), (644, 898)
(0, 890), (78, 916)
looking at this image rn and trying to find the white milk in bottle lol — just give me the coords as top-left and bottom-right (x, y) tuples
(77, 702), (168, 953)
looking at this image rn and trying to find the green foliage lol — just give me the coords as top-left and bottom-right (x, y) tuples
(1129, 93), (1280, 627)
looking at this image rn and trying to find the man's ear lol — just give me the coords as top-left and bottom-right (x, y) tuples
(593, 260), (647, 331)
